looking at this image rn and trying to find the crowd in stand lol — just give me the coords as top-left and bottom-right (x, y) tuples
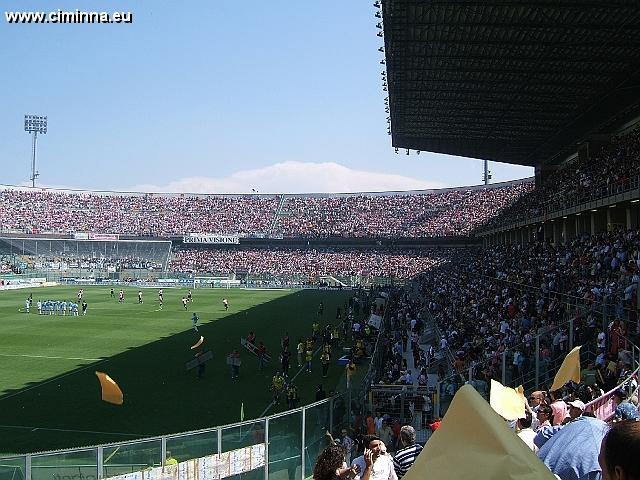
(486, 126), (640, 230)
(24, 255), (163, 271)
(0, 190), (278, 236)
(277, 183), (531, 238)
(0, 256), (12, 273)
(170, 247), (449, 279)
(316, 280), (640, 480)
(0, 182), (529, 238)
(315, 229), (640, 479)
(420, 228), (639, 396)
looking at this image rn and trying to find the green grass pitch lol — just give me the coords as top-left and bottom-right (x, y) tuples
(0, 285), (353, 454)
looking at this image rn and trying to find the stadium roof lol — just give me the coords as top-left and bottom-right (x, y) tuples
(381, 1), (640, 166)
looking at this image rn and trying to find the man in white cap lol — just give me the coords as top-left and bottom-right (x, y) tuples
(564, 399), (585, 424)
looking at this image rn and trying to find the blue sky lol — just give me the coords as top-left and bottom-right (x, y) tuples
(1, 0), (533, 194)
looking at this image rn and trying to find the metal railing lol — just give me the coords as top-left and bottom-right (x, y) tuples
(0, 395), (349, 480)
(435, 274), (638, 411)
(481, 173), (640, 234)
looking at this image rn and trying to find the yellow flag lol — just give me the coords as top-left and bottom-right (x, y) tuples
(550, 345), (581, 392)
(95, 371), (124, 405)
(403, 385), (555, 480)
(190, 336), (205, 350)
(489, 380), (526, 421)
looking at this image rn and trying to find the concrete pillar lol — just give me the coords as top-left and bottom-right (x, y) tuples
(630, 203), (640, 229)
(562, 218), (567, 244)
(591, 209), (607, 234)
(552, 221), (561, 245)
(627, 207), (632, 229)
(544, 222), (551, 243)
(608, 205), (626, 229)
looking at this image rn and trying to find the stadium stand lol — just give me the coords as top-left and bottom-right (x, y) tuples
(415, 227), (639, 405)
(0, 190), (279, 237)
(170, 247), (450, 278)
(4, 4), (640, 479)
(484, 127), (640, 231)
(0, 181), (530, 238)
(274, 182), (531, 238)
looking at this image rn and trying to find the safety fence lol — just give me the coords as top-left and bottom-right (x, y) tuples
(0, 395), (349, 480)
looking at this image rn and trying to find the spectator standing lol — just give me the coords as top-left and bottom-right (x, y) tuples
(257, 342), (267, 371)
(366, 412), (376, 435)
(280, 349), (291, 377)
(392, 426), (423, 479)
(306, 345), (314, 373)
(346, 359), (356, 388)
(549, 390), (568, 426)
(379, 421), (394, 453)
(516, 413), (538, 454)
(321, 350), (331, 378)
(341, 429), (355, 466)
(227, 350), (241, 379)
(312, 444), (353, 480)
(297, 339), (305, 367)
(352, 435), (397, 480)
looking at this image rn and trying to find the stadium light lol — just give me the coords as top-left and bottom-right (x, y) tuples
(24, 114), (47, 188)
(483, 159), (491, 185)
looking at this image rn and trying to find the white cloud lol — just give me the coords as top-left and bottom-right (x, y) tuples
(126, 161), (444, 194)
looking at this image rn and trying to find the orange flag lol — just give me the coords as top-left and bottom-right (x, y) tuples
(550, 345), (582, 392)
(95, 371), (124, 405)
(190, 336), (205, 350)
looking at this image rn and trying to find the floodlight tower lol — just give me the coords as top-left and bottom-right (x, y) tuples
(483, 159), (492, 185)
(24, 114), (47, 188)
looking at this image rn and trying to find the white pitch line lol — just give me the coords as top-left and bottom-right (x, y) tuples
(0, 354), (103, 361)
(0, 359), (108, 401)
(0, 424), (143, 437)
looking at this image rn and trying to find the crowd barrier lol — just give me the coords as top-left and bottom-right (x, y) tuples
(0, 395), (349, 480)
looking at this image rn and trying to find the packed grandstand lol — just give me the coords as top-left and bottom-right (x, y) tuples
(3, 4), (640, 479)
(0, 180), (532, 238)
(1, 126), (638, 281)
